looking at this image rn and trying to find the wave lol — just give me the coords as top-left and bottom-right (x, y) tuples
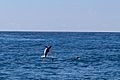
(0, 38), (45, 41)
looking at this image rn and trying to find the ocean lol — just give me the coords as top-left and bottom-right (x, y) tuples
(0, 32), (120, 80)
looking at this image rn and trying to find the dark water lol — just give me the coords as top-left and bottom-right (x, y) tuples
(0, 32), (120, 80)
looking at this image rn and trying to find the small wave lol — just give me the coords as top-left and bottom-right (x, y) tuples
(0, 38), (45, 41)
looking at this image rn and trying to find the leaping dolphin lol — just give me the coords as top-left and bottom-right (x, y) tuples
(43, 46), (52, 57)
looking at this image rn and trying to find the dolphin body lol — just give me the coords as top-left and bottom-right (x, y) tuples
(44, 46), (52, 57)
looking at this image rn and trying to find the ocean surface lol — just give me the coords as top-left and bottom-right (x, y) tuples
(0, 32), (120, 80)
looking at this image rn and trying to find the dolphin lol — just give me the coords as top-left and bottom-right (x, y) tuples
(44, 46), (52, 57)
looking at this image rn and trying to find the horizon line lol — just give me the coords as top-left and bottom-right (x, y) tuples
(0, 30), (120, 32)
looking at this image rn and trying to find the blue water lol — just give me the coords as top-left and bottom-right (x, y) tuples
(0, 32), (120, 80)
